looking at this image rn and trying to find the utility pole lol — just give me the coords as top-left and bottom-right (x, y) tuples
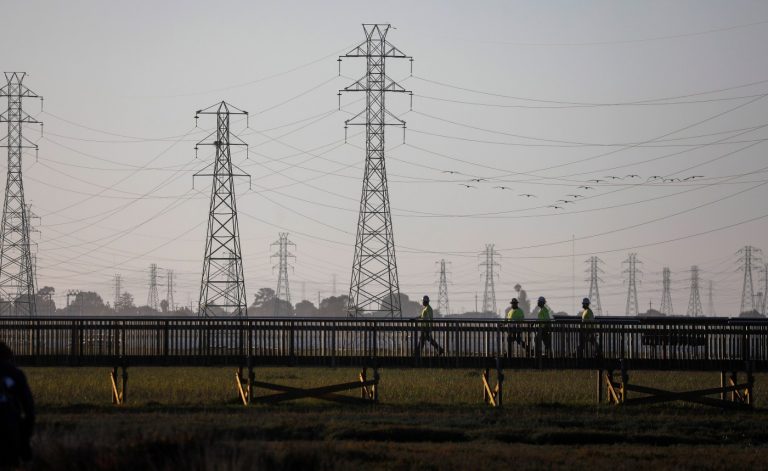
(623, 253), (642, 316)
(271, 232), (295, 316)
(436, 259), (450, 316)
(660, 267), (674, 315)
(113, 274), (122, 311)
(194, 102), (250, 317)
(147, 263), (159, 311)
(737, 245), (761, 314)
(761, 264), (768, 316)
(708, 280), (715, 316)
(479, 244), (500, 315)
(339, 24), (412, 318)
(686, 265), (703, 317)
(166, 269), (175, 312)
(0, 73), (42, 316)
(585, 256), (604, 315)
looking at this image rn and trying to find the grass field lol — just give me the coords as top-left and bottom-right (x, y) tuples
(20, 367), (768, 470)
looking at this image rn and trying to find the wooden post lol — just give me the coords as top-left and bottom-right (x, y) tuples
(360, 367), (367, 399)
(746, 361), (754, 407)
(597, 369), (603, 405)
(111, 366), (118, 405)
(122, 366), (128, 404)
(373, 367), (380, 403)
(720, 371), (726, 401)
(495, 357), (503, 408)
(482, 368), (489, 404)
(620, 360), (628, 404)
(730, 372), (738, 402)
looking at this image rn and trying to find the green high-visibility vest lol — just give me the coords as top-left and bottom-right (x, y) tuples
(420, 304), (434, 321)
(507, 307), (524, 321)
(537, 306), (551, 321)
(581, 307), (594, 322)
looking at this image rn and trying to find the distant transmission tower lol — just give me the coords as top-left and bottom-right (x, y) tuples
(113, 274), (122, 309)
(166, 269), (175, 312)
(271, 233), (295, 316)
(585, 256), (604, 315)
(760, 264), (768, 316)
(686, 265), (703, 317)
(339, 24), (412, 318)
(436, 259), (450, 315)
(622, 253), (642, 316)
(660, 267), (674, 315)
(707, 280), (715, 316)
(737, 245), (762, 314)
(194, 102), (250, 317)
(25, 203), (40, 294)
(0, 72), (42, 316)
(147, 263), (159, 310)
(479, 244), (500, 314)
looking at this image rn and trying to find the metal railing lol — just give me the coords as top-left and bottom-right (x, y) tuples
(1, 316), (766, 370)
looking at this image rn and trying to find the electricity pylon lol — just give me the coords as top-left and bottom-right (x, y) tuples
(707, 280), (715, 316)
(737, 246), (761, 314)
(147, 263), (159, 311)
(436, 259), (450, 316)
(660, 267), (674, 315)
(760, 264), (768, 316)
(166, 269), (175, 312)
(585, 256), (604, 315)
(339, 24), (412, 318)
(623, 253), (642, 316)
(194, 102), (250, 317)
(271, 233), (295, 316)
(686, 265), (703, 317)
(113, 274), (122, 310)
(0, 72), (42, 316)
(479, 244), (500, 315)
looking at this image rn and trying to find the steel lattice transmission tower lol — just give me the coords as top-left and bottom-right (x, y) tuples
(707, 280), (715, 316)
(479, 244), (501, 314)
(339, 24), (412, 318)
(271, 233), (295, 316)
(737, 245), (761, 314)
(585, 256), (604, 315)
(166, 269), (175, 312)
(660, 266), (674, 315)
(623, 253), (642, 316)
(686, 265), (703, 317)
(147, 263), (159, 311)
(0, 73), (42, 316)
(194, 102), (250, 317)
(436, 259), (450, 316)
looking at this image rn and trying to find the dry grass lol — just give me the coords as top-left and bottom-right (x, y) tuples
(18, 367), (768, 470)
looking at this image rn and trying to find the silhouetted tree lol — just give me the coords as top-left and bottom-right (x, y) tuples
(36, 286), (56, 315)
(294, 300), (318, 316)
(319, 295), (349, 317)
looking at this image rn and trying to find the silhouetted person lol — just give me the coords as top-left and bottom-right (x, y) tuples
(577, 297), (600, 359)
(0, 341), (34, 467)
(416, 295), (444, 356)
(534, 296), (552, 356)
(505, 298), (527, 356)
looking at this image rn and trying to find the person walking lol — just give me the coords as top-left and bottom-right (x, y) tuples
(505, 298), (527, 355)
(535, 296), (552, 356)
(577, 297), (600, 358)
(0, 341), (35, 467)
(416, 295), (444, 356)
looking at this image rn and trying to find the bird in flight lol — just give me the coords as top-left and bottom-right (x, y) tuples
(604, 176), (622, 180)
(577, 186), (594, 190)
(625, 174), (640, 179)
(663, 178), (679, 183)
(470, 178), (487, 183)
(566, 194), (583, 198)
(459, 184), (476, 189)
(588, 179), (604, 183)
(649, 176), (662, 180)
(683, 175), (704, 181)
(494, 186), (511, 190)
(442, 170), (460, 175)
(556, 199), (574, 204)
(518, 193), (536, 198)
(548, 205), (564, 210)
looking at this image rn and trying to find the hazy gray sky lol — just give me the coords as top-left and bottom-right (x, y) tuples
(2, 0), (768, 315)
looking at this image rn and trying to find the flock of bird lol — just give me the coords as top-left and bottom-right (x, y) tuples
(449, 173), (705, 209)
